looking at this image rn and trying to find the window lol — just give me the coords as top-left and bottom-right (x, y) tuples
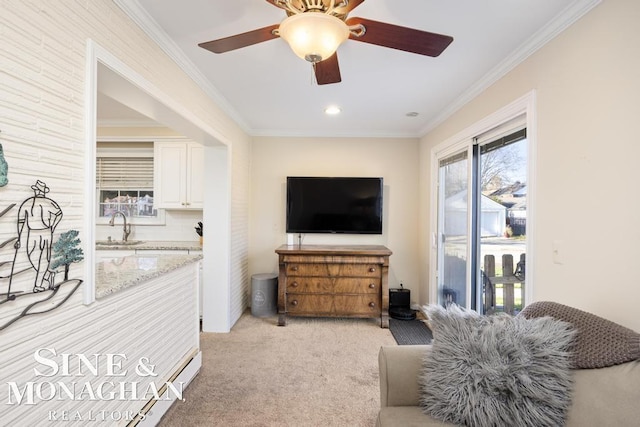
(431, 92), (535, 315)
(96, 142), (163, 224)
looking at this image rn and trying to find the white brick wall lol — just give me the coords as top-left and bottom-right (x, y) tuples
(0, 0), (251, 422)
(0, 263), (199, 425)
(230, 143), (250, 324)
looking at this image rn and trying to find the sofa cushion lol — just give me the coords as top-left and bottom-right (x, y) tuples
(566, 360), (640, 426)
(419, 304), (576, 427)
(519, 301), (640, 369)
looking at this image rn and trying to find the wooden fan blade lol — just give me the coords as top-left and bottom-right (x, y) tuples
(346, 17), (453, 57)
(313, 53), (342, 85)
(198, 24), (280, 54)
(335, 0), (366, 14)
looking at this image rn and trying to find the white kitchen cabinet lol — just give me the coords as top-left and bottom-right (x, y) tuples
(154, 141), (204, 209)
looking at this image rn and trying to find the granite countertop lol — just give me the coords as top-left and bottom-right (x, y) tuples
(95, 240), (202, 251)
(95, 253), (203, 299)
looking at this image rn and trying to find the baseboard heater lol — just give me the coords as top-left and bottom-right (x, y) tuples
(127, 349), (202, 427)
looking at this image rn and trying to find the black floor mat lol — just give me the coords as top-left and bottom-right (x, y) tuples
(389, 318), (433, 345)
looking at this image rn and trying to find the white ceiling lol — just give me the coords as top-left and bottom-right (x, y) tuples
(104, 0), (596, 138)
(97, 92), (151, 124)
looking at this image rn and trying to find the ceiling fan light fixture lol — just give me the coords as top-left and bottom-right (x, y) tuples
(278, 13), (350, 63)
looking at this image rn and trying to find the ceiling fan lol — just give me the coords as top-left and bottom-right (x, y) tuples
(198, 0), (453, 85)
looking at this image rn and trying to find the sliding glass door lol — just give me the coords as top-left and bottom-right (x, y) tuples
(436, 150), (470, 308)
(434, 122), (528, 314)
(477, 128), (527, 314)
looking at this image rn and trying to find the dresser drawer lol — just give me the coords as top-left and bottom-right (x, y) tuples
(286, 294), (333, 314)
(286, 263), (330, 277)
(287, 277), (333, 293)
(334, 295), (381, 315)
(286, 294), (381, 316)
(287, 277), (380, 294)
(333, 278), (380, 294)
(335, 264), (382, 278)
(286, 263), (382, 278)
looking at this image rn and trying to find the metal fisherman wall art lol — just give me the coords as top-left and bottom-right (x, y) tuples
(0, 180), (83, 331)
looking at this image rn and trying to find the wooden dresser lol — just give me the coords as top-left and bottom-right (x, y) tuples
(275, 245), (392, 328)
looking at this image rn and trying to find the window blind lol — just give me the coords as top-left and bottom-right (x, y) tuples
(439, 150), (468, 168)
(96, 156), (154, 190)
(480, 128), (527, 155)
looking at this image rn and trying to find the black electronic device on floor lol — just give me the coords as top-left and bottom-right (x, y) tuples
(389, 285), (416, 321)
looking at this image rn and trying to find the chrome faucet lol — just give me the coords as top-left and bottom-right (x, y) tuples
(108, 211), (131, 242)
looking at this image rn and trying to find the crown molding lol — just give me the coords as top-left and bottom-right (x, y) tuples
(113, 0), (252, 135)
(419, 0), (602, 137)
(250, 127), (421, 139)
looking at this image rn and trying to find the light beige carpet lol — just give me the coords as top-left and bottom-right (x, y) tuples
(159, 312), (397, 427)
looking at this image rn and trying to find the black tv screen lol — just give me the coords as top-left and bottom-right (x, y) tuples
(286, 177), (383, 234)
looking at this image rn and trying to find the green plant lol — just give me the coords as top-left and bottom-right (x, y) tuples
(51, 230), (84, 281)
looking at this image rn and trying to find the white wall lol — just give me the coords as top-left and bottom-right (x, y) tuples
(0, 0), (250, 421)
(249, 136), (421, 303)
(420, 0), (640, 331)
(229, 139), (251, 323)
(0, 261), (200, 424)
(95, 209), (203, 242)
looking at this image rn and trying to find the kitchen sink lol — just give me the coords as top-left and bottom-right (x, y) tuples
(95, 240), (143, 247)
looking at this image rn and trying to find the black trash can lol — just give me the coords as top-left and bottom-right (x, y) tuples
(251, 273), (278, 317)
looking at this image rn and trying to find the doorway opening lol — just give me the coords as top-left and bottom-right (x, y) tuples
(84, 40), (232, 332)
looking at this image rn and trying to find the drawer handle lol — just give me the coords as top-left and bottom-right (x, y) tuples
(291, 300), (298, 306)
(368, 283), (375, 289)
(368, 302), (376, 308)
(292, 266), (299, 271)
(369, 267), (376, 273)
(292, 282), (299, 288)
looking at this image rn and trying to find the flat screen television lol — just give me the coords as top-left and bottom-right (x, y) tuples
(286, 176), (383, 234)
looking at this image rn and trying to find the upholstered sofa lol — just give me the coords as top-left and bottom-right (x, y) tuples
(377, 344), (640, 427)
(377, 302), (640, 427)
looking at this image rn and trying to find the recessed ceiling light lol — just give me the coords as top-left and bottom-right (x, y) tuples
(324, 106), (341, 115)
(406, 112), (419, 117)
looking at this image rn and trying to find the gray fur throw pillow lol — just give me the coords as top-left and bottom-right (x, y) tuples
(519, 301), (640, 369)
(419, 304), (576, 427)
